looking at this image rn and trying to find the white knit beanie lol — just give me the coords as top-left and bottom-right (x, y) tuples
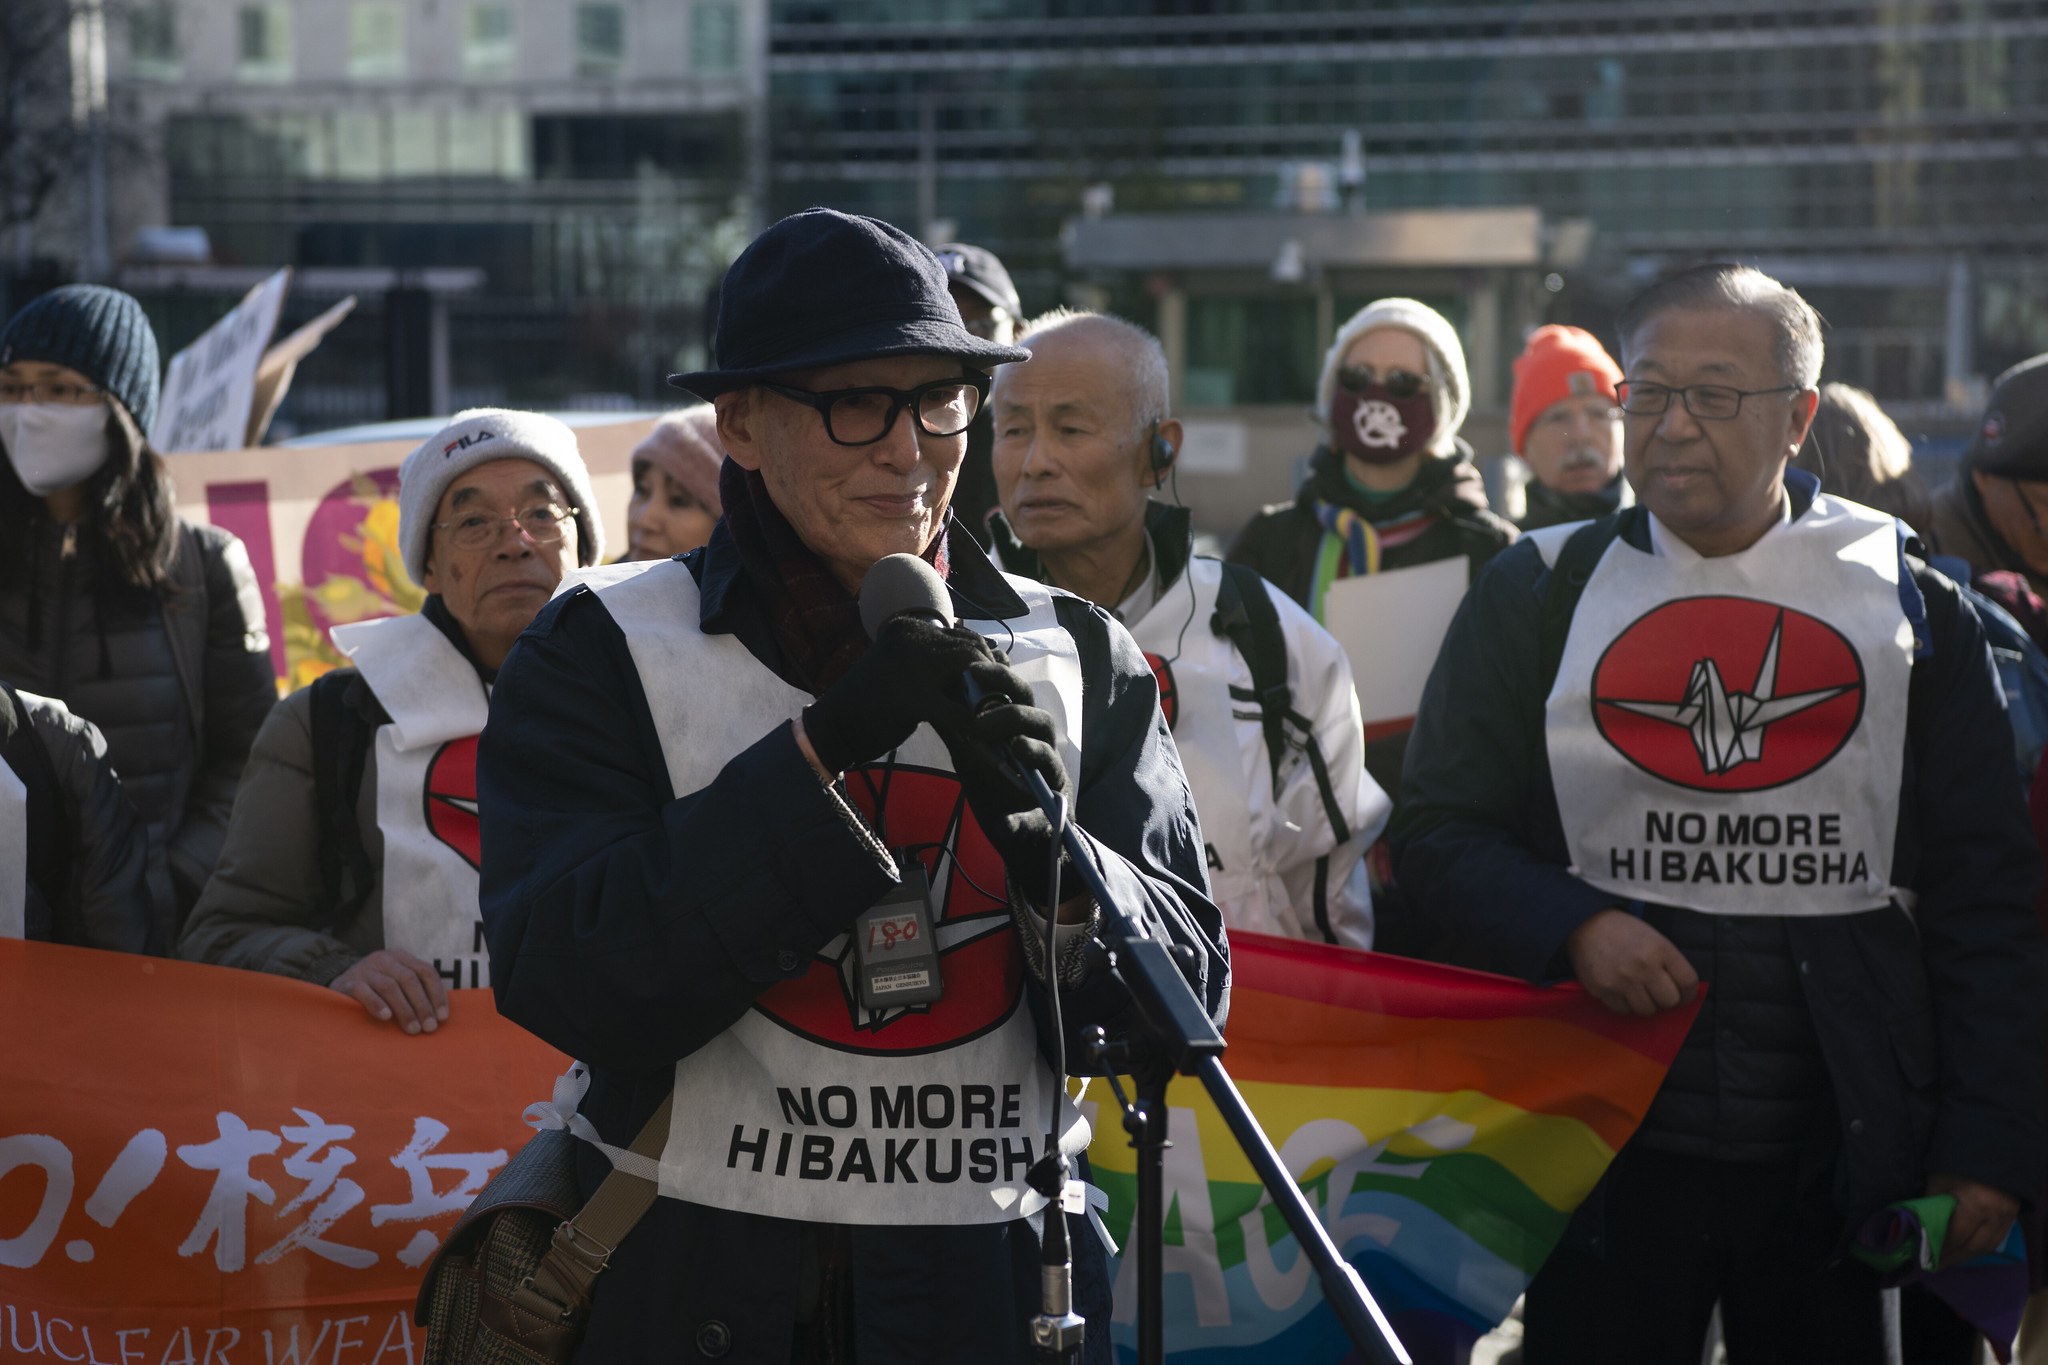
(398, 408), (604, 584)
(1316, 298), (1471, 457)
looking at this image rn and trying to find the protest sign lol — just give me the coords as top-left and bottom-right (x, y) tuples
(1082, 932), (1699, 1363)
(1319, 557), (1468, 735)
(0, 938), (568, 1361)
(245, 297), (358, 448)
(153, 270), (291, 454)
(165, 415), (652, 690)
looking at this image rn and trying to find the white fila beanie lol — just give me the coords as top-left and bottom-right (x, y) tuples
(397, 408), (604, 584)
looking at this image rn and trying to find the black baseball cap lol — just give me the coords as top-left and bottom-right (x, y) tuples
(931, 242), (1021, 321)
(670, 210), (1029, 401)
(1968, 353), (2048, 478)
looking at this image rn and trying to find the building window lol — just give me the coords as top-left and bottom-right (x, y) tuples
(129, 2), (180, 80)
(691, 1), (739, 74)
(348, 2), (404, 81)
(575, 5), (624, 79)
(463, 4), (515, 80)
(236, 3), (292, 83)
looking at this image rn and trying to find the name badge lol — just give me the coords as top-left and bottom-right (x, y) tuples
(852, 864), (944, 1010)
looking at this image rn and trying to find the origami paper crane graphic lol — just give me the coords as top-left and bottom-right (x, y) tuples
(1603, 609), (1853, 776)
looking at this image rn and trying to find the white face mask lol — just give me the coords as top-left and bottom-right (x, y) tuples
(0, 403), (111, 497)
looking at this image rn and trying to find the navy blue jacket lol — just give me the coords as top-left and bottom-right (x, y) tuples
(477, 522), (1226, 1365)
(1392, 479), (2046, 1225)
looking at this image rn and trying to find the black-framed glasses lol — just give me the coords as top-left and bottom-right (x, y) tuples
(1615, 381), (1805, 420)
(430, 502), (579, 552)
(1336, 365), (1429, 400)
(759, 374), (990, 447)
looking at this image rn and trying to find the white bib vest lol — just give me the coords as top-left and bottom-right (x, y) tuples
(0, 751), (24, 939)
(330, 613), (492, 987)
(1127, 558), (1282, 934)
(585, 557), (1091, 1226)
(1544, 496), (1913, 917)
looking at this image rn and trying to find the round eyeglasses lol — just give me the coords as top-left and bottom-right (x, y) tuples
(758, 375), (989, 447)
(430, 503), (579, 552)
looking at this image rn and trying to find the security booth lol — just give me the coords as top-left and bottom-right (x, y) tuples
(1062, 206), (1587, 540)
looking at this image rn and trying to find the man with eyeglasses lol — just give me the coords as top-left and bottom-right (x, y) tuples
(1394, 263), (2044, 1362)
(1929, 354), (2048, 615)
(180, 409), (603, 1036)
(1509, 324), (1632, 530)
(471, 210), (1223, 1360)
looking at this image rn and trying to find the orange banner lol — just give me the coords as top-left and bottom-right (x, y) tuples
(0, 939), (567, 1363)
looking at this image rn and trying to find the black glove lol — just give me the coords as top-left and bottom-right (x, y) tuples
(801, 616), (996, 775)
(929, 654), (1078, 908)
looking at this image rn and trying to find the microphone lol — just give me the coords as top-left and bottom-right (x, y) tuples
(859, 553), (1002, 715)
(859, 552), (956, 637)
(858, 554), (1084, 1363)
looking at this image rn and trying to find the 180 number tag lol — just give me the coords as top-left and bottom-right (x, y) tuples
(852, 863), (944, 1010)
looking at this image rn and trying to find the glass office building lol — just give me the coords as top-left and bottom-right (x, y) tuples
(768, 1), (2048, 411)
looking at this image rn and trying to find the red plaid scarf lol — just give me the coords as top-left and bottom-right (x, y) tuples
(718, 459), (949, 692)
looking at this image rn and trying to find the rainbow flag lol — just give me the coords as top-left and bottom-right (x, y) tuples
(1080, 932), (1701, 1364)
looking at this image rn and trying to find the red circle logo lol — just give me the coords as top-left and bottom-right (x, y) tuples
(751, 764), (1022, 1056)
(424, 736), (481, 869)
(1591, 596), (1865, 793)
(1144, 651), (1179, 730)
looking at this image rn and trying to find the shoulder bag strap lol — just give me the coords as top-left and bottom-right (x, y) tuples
(1538, 514), (1628, 693)
(1214, 561), (1353, 843)
(509, 1090), (674, 1324)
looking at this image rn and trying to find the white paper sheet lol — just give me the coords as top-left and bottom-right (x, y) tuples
(1320, 555), (1469, 727)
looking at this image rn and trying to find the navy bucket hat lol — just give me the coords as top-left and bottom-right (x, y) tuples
(669, 209), (1029, 400)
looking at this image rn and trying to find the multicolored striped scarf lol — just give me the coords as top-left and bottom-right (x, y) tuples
(1309, 499), (1439, 620)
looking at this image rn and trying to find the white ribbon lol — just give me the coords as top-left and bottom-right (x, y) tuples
(522, 1062), (663, 1183)
(992, 1177), (1118, 1256)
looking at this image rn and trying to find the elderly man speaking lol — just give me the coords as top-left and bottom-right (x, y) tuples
(477, 211), (1225, 1363)
(1394, 263), (2046, 1362)
(985, 309), (1388, 947)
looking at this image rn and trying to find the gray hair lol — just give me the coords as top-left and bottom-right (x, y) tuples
(1016, 307), (1171, 441)
(1617, 263), (1825, 390)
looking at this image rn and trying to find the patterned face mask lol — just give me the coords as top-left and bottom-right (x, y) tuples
(1329, 386), (1436, 466)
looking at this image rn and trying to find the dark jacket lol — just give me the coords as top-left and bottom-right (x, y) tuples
(1229, 443), (1515, 807)
(0, 515), (275, 940)
(477, 523), (1227, 1365)
(2, 682), (155, 952)
(1391, 480), (2048, 1226)
(1518, 471), (1630, 532)
(1226, 441), (1518, 612)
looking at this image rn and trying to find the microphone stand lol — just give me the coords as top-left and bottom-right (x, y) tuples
(1013, 767), (1411, 1365)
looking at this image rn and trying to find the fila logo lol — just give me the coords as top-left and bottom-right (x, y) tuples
(442, 429), (499, 456)
(1591, 596), (1865, 793)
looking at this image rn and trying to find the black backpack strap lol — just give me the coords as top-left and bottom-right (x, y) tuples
(1212, 561), (1353, 846)
(1538, 513), (1631, 692)
(310, 669), (380, 934)
(1, 683), (69, 926)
